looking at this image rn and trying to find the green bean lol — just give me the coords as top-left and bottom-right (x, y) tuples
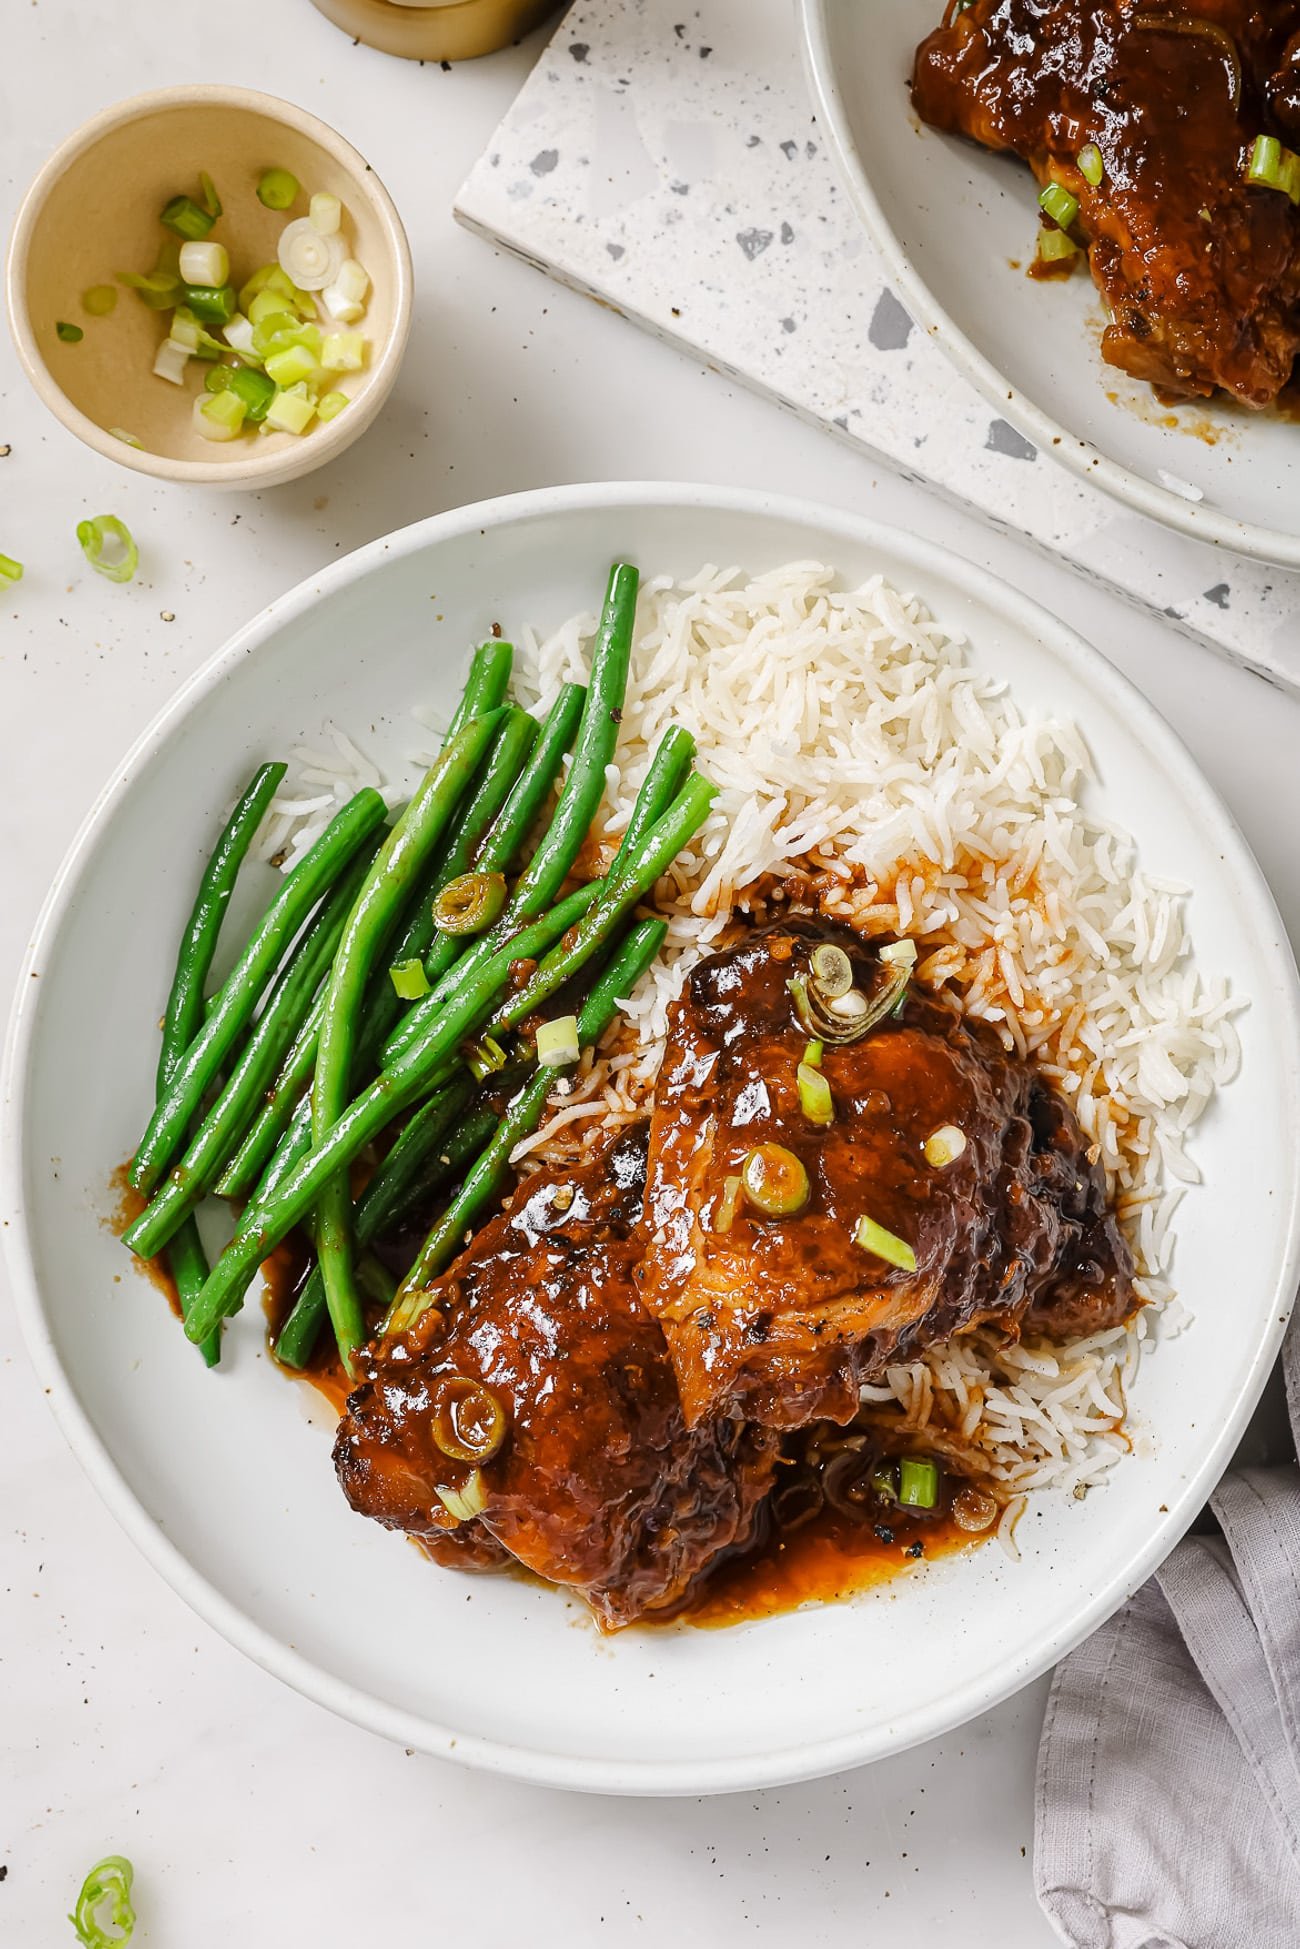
(446, 638), (513, 738)
(183, 882), (605, 1346)
(153, 760), (286, 1365)
(214, 991), (323, 1200)
(130, 788), (389, 1194)
(386, 918), (667, 1328)
(122, 840), (379, 1261)
(274, 1072), (477, 1368)
(612, 727), (695, 866)
(416, 682), (585, 996)
(493, 773), (715, 1032)
(313, 712), (506, 1364)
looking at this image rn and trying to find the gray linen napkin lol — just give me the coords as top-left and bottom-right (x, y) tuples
(1035, 1323), (1300, 1948)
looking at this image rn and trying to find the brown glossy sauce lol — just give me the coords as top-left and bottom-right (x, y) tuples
(669, 1502), (987, 1630)
(107, 1162), (181, 1317)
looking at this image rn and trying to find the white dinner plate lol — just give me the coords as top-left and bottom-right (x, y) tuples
(6, 482), (1299, 1794)
(800, 0), (1300, 567)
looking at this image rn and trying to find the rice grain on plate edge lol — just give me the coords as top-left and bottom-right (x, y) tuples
(257, 562), (1240, 1528)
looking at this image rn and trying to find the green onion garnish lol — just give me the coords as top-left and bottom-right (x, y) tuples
(1245, 133), (1300, 203)
(265, 342), (320, 388)
(803, 1038), (824, 1068)
(853, 1213), (917, 1273)
(317, 389), (350, 422)
(0, 552), (23, 584)
(194, 390), (247, 443)
(390, 958), (431, 1001)
(116, 268), (182, 310)
(898, 1457), (940, 1509)
(1077, 142), (1104, 187)
(1036, 228), (1080, 264)
(109, 428), (143, 448)
(1038, 182), (1079, 231)
(69, 1854), (135, 1948)
(76, 515), (138, 585)
(466, 1032), (508, 1081)
(56, 320), (83, 342)
(199, 170), (222, 218)
(536, 1014), (581, 1067)
(871, 1465), (898, 1501)
(713, 1173), (743, 1234)
(206, 363), (277, 423)
(796, 1060), (834, 1127)
(182, 283), (238, 326)
(257, 168), (300, 211)
(161, 193), (216, 240)
(81, 284), (118, 317)
(741, 1143), (811, 1217)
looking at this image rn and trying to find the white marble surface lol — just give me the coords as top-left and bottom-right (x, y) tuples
(3, 4), (1299, 1945)
(458, 0), (1300, 689)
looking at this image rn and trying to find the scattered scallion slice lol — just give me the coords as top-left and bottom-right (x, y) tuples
(317, 389), (350, 422)
(898, 1457), (939, 1509)
(1245, 132), (1300, 203)
(713, 1174), (744, 1235)
(1038, 181), (1079, 232)
(853, 1213), (917, 1273)
(0, 553), (23, 584)
(923, 1123), (967, 1168)
(741, 1143), (810, 1217)
(536, 1014), (581, 1067)
(1036, 228), (1080, 265)
(69, 1854), (135, 1949)
(109, 428), (143, 448)
(1077, 142), (1104, 187)
(465, 1031), (508, 1081)
(310, 190), (342, 236)
(178, 239), (230, 288)
(803, 1038), (824, 1067)
(117, 268), (182, 310)
(435, 1469), (488, 1524)
(182, 283), (237, 326)
(198, 170), (222, 218)
(879, 938), (917, 970)
(264, 385), (316, 435)
(323, 257), (370, 323)
(433, 869), (508, 936)
(56, 321), (83, 342)
(152, 337), (190, 385)
(257, 168), (300, 211)
(193, 390), (247, 442)
(810, 941), (853, 997)
(796, 1060), (834, 1127)
(265, 342), (320, 388)
(390, 958), (431, 1001)
(81, 284), (117, 317)
(161, 193), (216, 240)
(76, 515), (138, 584)
(278, 216), (345, 292)
(430, 1378), (507, 1464)
(322, 329), (366, 371)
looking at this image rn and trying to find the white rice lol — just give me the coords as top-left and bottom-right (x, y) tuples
(262, 562), (1239, 1505)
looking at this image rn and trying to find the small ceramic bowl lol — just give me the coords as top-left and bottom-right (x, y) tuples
(5, 86), (413, 489)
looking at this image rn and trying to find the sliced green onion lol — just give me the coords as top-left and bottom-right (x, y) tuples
(788, 965), (907, 1045)
(310, 190), (343, 235)
(435, 1469), (489, 1524)
(810, 941), (853, 997)
(153, 338), (191, 385)
(1036, 228), (1080, 264)
(1077, 142), (1104, 187)
(116, 268), (181, 310)
(265, 342), (320, 388)
(317, 389), (350, 422)
(430, 1377), (507, 1463)
(1245, 133), (1300, 203)
(222, 313), (261, 363)
(240, 263), (310, 314)
(390, 958), (431, 1000)
(923, 1123), (967, 1168)
(803, 1038), (824, 1067)
(56, 320), (83, 342)
(278, 216), (345, 292)
(224, 364), (276, 422)
(1038, 182), (1079, 231)
(199, 170), (222, 218)
(182, 283), (237, 326)
(249, 298), (301, 342)
(109, 428), (143, 448)
(465, 1031), (508, 1081)
(0, 553), (23, 584)
(76, 515), (137, 584)
(81, 284), (117, 317)
(433, 869), (508, 936)
(898, 1457), (939, 1509)
(169, 307), (228, 357)
(322, 329), (366, 371)
(870, 1465), (898, 1502)
(161, 193), (216, 240)
(323, 258), (370, 323)
(879, 938), (917, 970)
(193, 390), (247, 442)
(741, 1143), (810, 1217)
(713, 1174), (744, 1235)
(178, 239), (229, 288)
(536, 1014), (581, 1067)
(264, 386), (316, 435)
(796, 1060), (834, 1127)
(257, 168), (300, 211)
(69, 1854), (135, 1949)
(853, 1213), (917, 1273)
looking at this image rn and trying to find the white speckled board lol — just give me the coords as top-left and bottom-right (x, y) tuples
(455, 0), (1300, 691)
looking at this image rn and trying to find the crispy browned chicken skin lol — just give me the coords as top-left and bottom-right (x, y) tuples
(334, 1129), (777, 1629)
(637, 921), (1133, 1429)
(912, 0), (1300, 404)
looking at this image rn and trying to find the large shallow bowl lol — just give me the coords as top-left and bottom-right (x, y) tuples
(6, 483), (1299, 1795)
(800, 0), (1300, 567)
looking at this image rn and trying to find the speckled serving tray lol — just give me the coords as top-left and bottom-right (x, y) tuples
(456, 0), (1300, 690)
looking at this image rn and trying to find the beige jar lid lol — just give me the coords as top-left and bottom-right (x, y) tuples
(309, 0), (562, 61)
